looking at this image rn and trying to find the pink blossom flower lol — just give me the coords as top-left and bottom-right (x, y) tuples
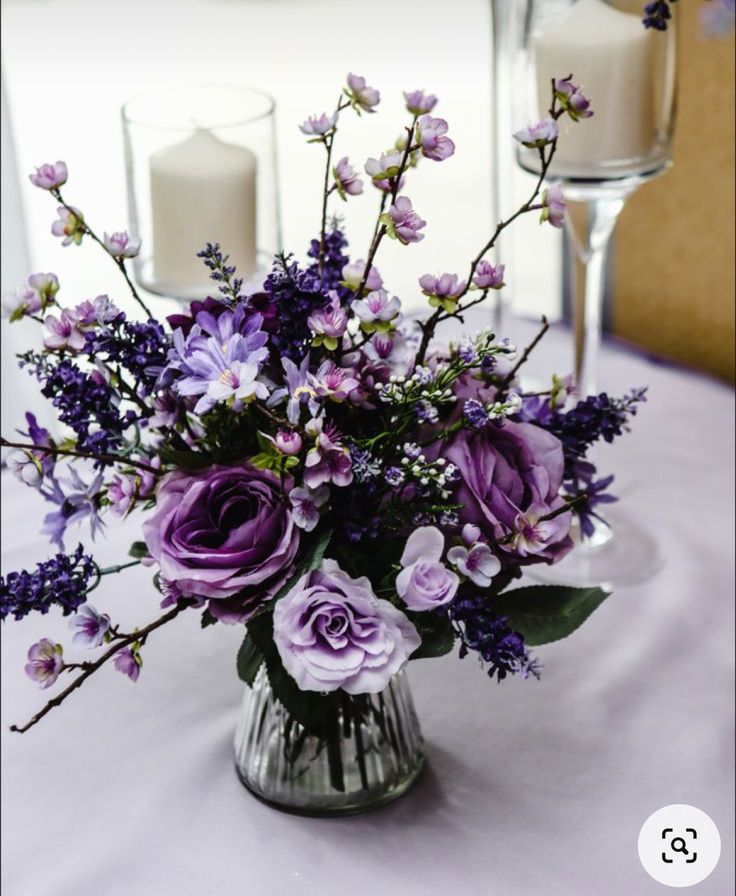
(2, 286), (40, 321)
(416, 115), (455, 161)
(341, 259), (383, 293)
(385, 196), (426, 244)
(51, 206), (85, 246)
(554, 78), (594, 121)
(74, 294), (120, 326)
(473, 261), (505, 290)
(114, 646), (141, 682)
(365, 151), (404, 184)
(346, 73), (380, 112)
(308, 360), (359, 402)
(103, 230), (141, 258)
(299, 111), (338, 137)
(69, 605), (111, 648)
(43, 309), (86, 352)
(304, 425), (354, 489)
(275, 431), (302, 456)
(24, 639), (63, 688)
(513, 117), (558, 148)
(404, 89), (438, 115)
(419, 272), (467, 312)
(447, 540), (500, 587)
(352, 289), (401, 332)
(540, 183), (566, 228)
(29, 161), (68, 190)
(6, 449), (43, 487)
(332, 156), (363, 199)
(289, 485), (329, 532)
(508, 504), (564, 557)
(307, 294), (349, 350)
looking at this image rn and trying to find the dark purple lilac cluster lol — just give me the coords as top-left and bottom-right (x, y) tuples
(307, 228), (351, 300)
(84, 317), (168, 395)
(643, 0), (678, 29)
(261, 253), (331, 362)
(0, 544), (96, 621)
(449, 592), (540, 682)
(196, 242), (244, 304)
(21, 353), (136, 462)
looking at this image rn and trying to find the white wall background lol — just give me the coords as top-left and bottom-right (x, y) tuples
(1, 0), (560, 353)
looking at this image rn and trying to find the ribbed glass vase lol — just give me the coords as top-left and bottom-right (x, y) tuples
(233, 667), (425, 816)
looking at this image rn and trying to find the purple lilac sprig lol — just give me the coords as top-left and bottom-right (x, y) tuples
(196, 242), (244, 305)
(84, 316), (169, 397)
(0, 545), (96, 621)
(307, 227), (351, 299)
(449, 592), (540, 682)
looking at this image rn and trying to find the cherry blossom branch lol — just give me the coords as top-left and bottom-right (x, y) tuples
(51, 188), (153, 320)
(317, 97), (351, 275)
(0, 437), (160, 475)
(9, 602), (191, 734)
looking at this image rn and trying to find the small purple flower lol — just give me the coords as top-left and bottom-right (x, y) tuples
(51, 206), (85, 246)
(346, 72), (380, 112)
(513, 117), (558, 149)
(414, 399), (439, 424)
(24, 638), (63, 688)
(107, 464), (158, 517)
(396, 526), (459, 612)
(473, 260), (505, 290)
(307, 294), (348, 350)
(103, 230), (141, 259)
(333, 156), (364, 199)
(540, 184), (566, 228)
(29, 161), (68, 190)
(404, 89), (438, 115)
(74, 294), (120, 326)
(289, 485), (329, 532)
(114, 646), (141, 682)
(418, 272), (467, 312)
(463, 398), (489, 428)
(447, 541), (501, 588)
(385, 196), (426, 244)
(416, 115), (455, 161)
(341, 259), (383, 293)
(275, 431), (302, 456)
(352, 289), (401, 331)
(268, 354), (316, 424)
(273, 560), (420, 694)
(304, 426), (354, 489)
(385, 465), (406, 487)
(506, 504), (569, 558)
(43, 309), (86, 352)
(365, 151), (404, 183)
(299, 111), (338, 137)
(309, 360), (359, 402)
(69, 604), (111, 647)
(554, 78), (594, 121)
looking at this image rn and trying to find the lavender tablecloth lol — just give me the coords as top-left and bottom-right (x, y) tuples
(2, 321), (734, 896)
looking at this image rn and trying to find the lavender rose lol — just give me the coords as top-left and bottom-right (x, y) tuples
(445, 423), (573, 564)
(396, 526), (459, 611)
(143, 463), (299, 623)
(273, 560), (421, 694)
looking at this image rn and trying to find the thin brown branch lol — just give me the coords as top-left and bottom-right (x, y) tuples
(496, 315), (550, 392)
(0, 438), (160, 475)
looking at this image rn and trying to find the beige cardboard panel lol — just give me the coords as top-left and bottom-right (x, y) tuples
(613, 3), (735, 383)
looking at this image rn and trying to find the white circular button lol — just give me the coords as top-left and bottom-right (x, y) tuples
(638, 804), (721, 888)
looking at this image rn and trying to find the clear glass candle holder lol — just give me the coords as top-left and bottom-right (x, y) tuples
(122, 85), (281, 302)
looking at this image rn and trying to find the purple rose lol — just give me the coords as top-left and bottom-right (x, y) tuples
(396, 526), (459, 611)
(273, 560), (421, 694)
(445, 423), (573, 565)
(143, 463), (300, 623)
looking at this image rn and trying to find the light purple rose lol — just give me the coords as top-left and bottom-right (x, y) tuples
(273, 559), (421, 694)
(541, 184), (566, 228)
(29, 161), (68, 190)
(142, 463), (300, 623)
(445, 423), (573, 565)
(25, 639), (63, 688)
(513, 117), (558, 148)
(396, 526), (459, 611)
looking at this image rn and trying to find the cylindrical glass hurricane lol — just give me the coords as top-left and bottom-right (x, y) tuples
(234, 668), (425, 816)
(122, 85), (281, 302)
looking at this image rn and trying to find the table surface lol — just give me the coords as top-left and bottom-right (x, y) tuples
(1, 320), (734, 896)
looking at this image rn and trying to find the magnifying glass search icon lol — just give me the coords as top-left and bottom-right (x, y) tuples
(671, 837), (689, 856)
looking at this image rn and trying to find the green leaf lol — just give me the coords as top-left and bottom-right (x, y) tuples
(410, 612), (456, 660)
(200, 608), (218, 628)
(267, 529), (333, 609)
(236, 634), (264, 685)
(493, 585), (611, 646)
(128, 541), (150, 559)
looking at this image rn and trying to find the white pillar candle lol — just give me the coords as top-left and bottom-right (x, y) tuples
(150, 129), (257, 295)
(533, 0), (656, 176)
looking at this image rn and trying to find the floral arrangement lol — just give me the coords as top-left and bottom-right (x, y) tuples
(1, 73), (645, 737)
